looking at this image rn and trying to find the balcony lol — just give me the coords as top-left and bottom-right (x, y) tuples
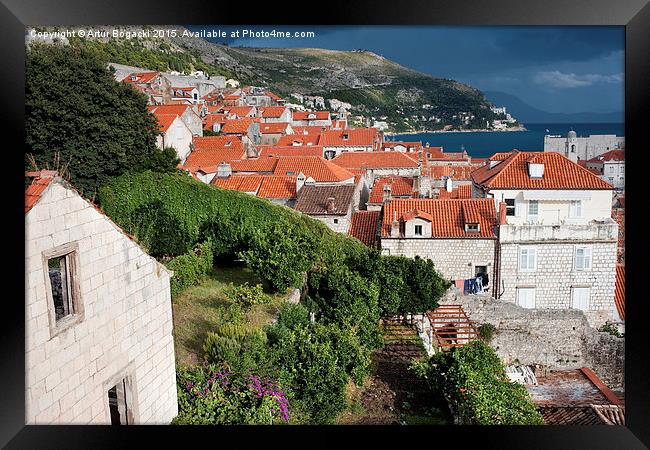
(498, 218), (618, 243)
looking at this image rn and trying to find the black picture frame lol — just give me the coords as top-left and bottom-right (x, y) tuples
(3, 0), (648, 447)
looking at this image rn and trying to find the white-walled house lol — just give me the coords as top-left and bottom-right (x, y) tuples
(25, 172), (178, 424)
(584, 150), (625, 191)
(153, 113), (193, 163)
(471, 150), (618, 327)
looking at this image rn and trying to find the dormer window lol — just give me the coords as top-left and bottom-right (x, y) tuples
(343, 133), (349, 140)
(225, 141), (232, 147)
(130, 75), (137, 81)
(414, 225), (423, 236)
(489, 160), (500, 169)
(465, 223), (480, 233)
(528, 162), (544, 178)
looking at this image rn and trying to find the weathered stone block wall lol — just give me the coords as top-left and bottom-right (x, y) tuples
(380, 237), (496, 282)
(439, 289), (625, 390)
(499, 241), (618, 327)
(25, 182), (178, 424)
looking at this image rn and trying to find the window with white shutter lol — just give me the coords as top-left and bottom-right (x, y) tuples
(571, 287), (590, 311)
(517, 288), (536, 309)
(569, 200), (582, 218)
(528, 200), (539, 223)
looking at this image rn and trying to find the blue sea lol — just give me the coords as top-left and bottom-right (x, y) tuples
(390, 123), (624, 158)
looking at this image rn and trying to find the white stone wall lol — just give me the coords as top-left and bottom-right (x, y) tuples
(380, 237), (496, 282)
(498, 240), (618, 327)
(25, 181), (178, 424)
(311, 213), (352, 234)
(157, 117), (193, 163)
(543, 134), (624, 162)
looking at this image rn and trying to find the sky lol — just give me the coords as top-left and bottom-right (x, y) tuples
(188, 25), (624, 115)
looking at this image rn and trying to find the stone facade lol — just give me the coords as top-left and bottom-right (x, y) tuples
(438, 290), (624, 390)
(380, 237), (496, 285)
(25, 180), (178, 424)
(311, 214), (352, 234)
(498, 240), (618, 327)
(543, 133), (624, 163)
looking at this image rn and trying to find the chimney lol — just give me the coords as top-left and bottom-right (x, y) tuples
(383, 184), (392, 203)
(445, 177), (453, 193)
(296, 172), (306, 193)
(390, 210), (400, 237)
(499, 201), (507, 225)
(326, 197), (336, 214)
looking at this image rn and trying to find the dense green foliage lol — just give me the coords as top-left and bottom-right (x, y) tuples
(265, 302), (310, 346)
(307, 265), (383, 349)
(174, 365), (289, 424)
(270, 324), (349, 423)
(226, 283), (270, 311)
(25, 43), (178, 195)
(202, 323), (270, 375)
(70, 35), (237, 80)
(415, 341), (544, 425)
(478, 323), (497, 342)
(164, 240), (214, 298)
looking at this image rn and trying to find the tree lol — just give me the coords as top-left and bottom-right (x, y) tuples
(25, 42), (171, 195)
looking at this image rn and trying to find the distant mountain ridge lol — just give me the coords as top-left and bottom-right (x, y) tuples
(484, 91), (624, 124)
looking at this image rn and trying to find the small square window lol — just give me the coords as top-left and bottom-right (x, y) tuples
(414, 225), (423, 236)
(333, 219), (339, 224)
(505, 198), (516, 216)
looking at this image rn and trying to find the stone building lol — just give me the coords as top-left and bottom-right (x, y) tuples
(25, 172), (177, 424)
(331, 151), (420, 188)
(294, 184), (358, 233)
(320, 128), (383, 159)
(471, 150), (618, 327)
(584, 149), (625, 191)
(148, 104), (203, 137)
(543, 130), (624, 163)
(152, 113), (193, 163)
(380, 198), (498, 288)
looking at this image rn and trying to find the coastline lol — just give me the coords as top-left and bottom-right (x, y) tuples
(384, 126), (528, 137)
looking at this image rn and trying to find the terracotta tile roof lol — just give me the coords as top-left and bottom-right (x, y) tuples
(427, 165), (476, 180)
(260, 106), (288, 118)
(588, 149), (625, 163)
(172, 87), (197, 98)
(212, 174), (297, 199)
(368, 177), (415, 203)
(184, 136), (245, 171)
(148, 104), (193, 117)
(222, 118), (257, 134)
(153, 113), (180, 133)
(349, 211), (381, 247)
(400, 209), (433, 222)
(222, 106), (255, 118)
(320, 128), (378, 147)
(381, 198), (497, 238)
(258, 146), (324, 158)
(615, 264), (625, 321)
(212, 174), (262, 193)
(331, 152), (419, 170)
(123, 71), (160, 84)
(265, 91), (282, 101)
(273, 156), (355, 182)
(25, 172), (57, 214)
(471, 150), (613, 190)
(295, 185), (356, 215)
(230, 158), (279, 173)
(438, 184), (473, 199)
(203, 114), (227, 130)
(260, 122), (292, 134)
(292, 111), (331, 121)
(277, 134), (321, 146)
(538, 406), (606, 425)
(257, 176), (297, 198)
(293, 125), (331, 135)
